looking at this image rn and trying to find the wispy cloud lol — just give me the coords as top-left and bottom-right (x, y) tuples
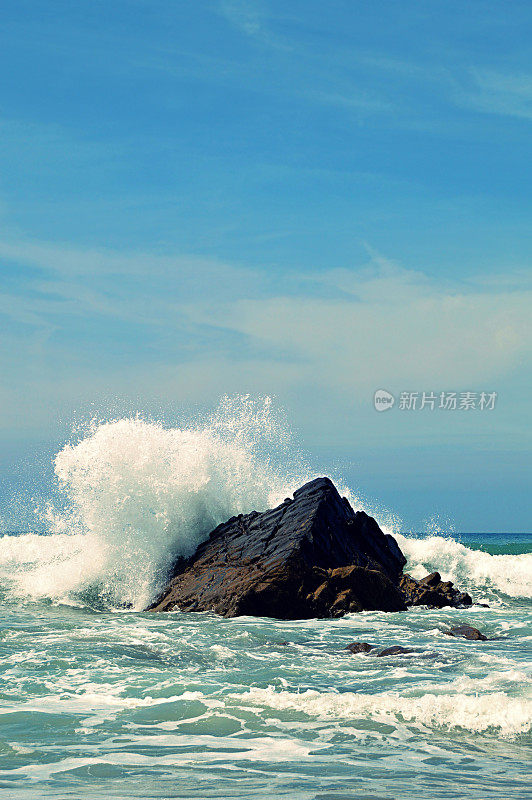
(1, 235), (531, 449)
(3, 237), (531, 392)
(0, 238), (254, 285)
(219, 0), (265, 37)
(0, 238), (263, 358)
(189, 263), (532, 392)
(455, 68), (532, 122)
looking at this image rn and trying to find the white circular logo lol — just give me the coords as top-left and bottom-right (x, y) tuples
(374, 389), (395, 411)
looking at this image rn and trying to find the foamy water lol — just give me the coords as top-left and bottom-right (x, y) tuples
(232, 684), (532, 736)
(396, 533), (532, 600)
(1, 397), (311, 609)
(0, 397), (530, 799)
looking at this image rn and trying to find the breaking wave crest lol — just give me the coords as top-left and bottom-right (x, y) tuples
(0, 397), (310, 609)
(395, 533), (532, 600)
(230, 686), (532, 738)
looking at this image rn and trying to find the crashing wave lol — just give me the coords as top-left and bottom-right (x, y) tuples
(395, 533), (532, 599)
(0, 395), (530, 609)
(230, 686), (532, 737)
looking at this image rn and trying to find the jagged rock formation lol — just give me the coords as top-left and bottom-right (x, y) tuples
(148, 477), (407, 618)
(399, 571), (472, 609)
(147, 477), (472, 619)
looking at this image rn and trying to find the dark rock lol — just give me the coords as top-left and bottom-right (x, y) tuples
(146, 476), (473, 621)
(378, 645), (414, 657)
(421, 571), (442, 587)
(399, 572), (472, 609)
(147, 477), (407, 619)
(345, 641), (374, 654)
(309, 564), (408, 615)
(444, 625), (487, 641)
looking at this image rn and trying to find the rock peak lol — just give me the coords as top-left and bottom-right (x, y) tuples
(148, 476), (407, 618)
(293, 476), (337, 496)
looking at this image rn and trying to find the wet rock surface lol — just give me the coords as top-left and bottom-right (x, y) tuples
(444, 625), (488, 641)
(345, 642), (374, 654)
(399, 571), (472, 609)
(147, 477), (472, 620)
(147, 477), (407, 618)
(377, 645), (415, 657)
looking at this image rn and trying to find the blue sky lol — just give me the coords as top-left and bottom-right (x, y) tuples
(1, 0), (531, 531)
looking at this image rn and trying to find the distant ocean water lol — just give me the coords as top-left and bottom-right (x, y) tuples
(0, 404), (530, 799)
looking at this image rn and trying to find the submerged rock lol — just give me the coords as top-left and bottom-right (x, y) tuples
(444, 625), (487, 641)
(378, 645), (415, 657)
(345, 641), (374, 654)
(399, 572), (472, 609)
(147, 477), (407, 618)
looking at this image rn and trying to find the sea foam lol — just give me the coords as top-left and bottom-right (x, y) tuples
(231, 686), (532, 737)
(0, 397), (308, 609)
(395, 533), (532, 599)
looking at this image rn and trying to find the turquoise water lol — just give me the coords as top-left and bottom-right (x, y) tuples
(0, 411), (530, 799)
(0, 531), (530, 800)
(456, 532), (532, 556)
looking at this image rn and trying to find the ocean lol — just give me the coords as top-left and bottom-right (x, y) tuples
(0, 410), (530, 799)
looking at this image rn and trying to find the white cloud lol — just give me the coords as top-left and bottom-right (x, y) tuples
(185, 259), (532, 391)
(1, 236), (531, 440)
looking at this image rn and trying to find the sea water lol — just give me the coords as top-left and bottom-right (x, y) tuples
(0, 400), (530, 799)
